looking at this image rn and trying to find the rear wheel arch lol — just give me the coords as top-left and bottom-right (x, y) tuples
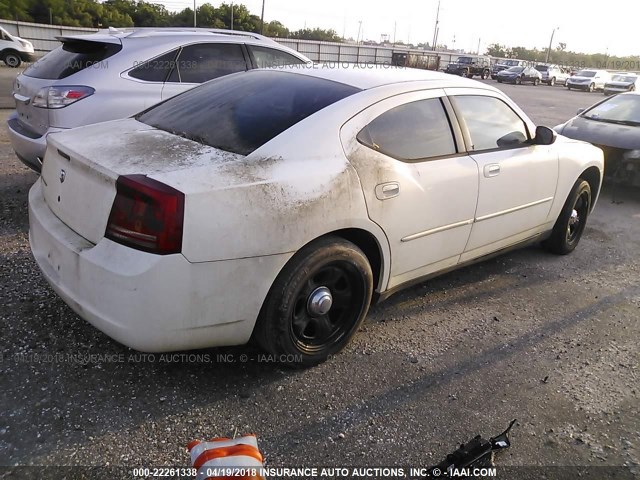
(255, 227), (386, 323)
(327, 228), (384, 293)
(580, 166), (601, 211)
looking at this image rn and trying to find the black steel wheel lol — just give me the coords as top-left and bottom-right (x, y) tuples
(253, 237), (373, 367)
(544, 179), (592, 255)
(516, 75), (522, 85)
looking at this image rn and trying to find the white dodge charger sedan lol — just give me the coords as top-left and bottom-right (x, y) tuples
(29, 65), (604, 366)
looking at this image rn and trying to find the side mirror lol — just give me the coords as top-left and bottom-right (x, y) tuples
(576, 108), (585, 115)
(534, 126), (557, 145)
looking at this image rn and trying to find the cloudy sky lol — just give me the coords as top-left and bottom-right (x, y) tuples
(160, 0), (637, 57)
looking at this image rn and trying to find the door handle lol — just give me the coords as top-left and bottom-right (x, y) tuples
(375, 182), (400, 200)
(484, 164), (501, 177)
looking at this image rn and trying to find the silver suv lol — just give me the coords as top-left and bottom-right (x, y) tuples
(534, 64), (569, 86)
(8, 28), (310, 172)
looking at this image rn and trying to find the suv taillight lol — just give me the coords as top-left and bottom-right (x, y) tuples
(105, 175), (184, 255)
(32, 86), (94, 109)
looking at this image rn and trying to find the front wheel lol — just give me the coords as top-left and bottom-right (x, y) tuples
(481, 69), (490, 80)
(533, 78), (540, 86)
(549, 77), (556, 86)
(2, 52), (21, 68)
(515, 75), (522, 85)
(588, 83), (595, 92)
(544, 179), (591, 255)
(253, 237), (373, 367)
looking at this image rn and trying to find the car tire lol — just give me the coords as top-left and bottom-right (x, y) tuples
(588, 83), (594, 93)
(2, 52), (21, 68)
(481, 69), (490, 80)
(253, 236), (373, 367)
(631, 85), (636, 92)
(497, 79), (503, 83)
(549, 77), (556, 86)
(543, 179), (591, 255)
(516, 76), (522, 85)
(533, 78), (540, 86)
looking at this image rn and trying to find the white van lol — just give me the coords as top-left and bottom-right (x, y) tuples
(0, 27), (35, 67)
(566, 69), (610, 92)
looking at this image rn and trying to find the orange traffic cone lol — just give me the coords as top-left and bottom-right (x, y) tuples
(188, 435), (265, 480)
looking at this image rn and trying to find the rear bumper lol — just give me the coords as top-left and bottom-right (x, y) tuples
(29, 180), (291, 352)
(7, 112), (64, 172)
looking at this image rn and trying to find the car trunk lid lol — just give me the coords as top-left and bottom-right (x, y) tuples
(40, 118), (241, 246)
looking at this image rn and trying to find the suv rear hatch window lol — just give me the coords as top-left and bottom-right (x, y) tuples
(137, 70), (361, 156)
(23, 39), (122, 80)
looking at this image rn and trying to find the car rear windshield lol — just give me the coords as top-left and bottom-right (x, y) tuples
(535, 65), (548, 72)
(23, 40), (122, 80)
(137, 70), (361, 156)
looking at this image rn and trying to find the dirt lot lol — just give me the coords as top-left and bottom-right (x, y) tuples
(0, 75), (638, 479)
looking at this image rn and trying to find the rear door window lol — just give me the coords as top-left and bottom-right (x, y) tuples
(128, 49), (179, 82)
(248, 45), (306, 68)
(357, 98), (457, 161)
(166, 43), (248, 84)
(23, 40), (122, 80)
(137, 70), (360, 155)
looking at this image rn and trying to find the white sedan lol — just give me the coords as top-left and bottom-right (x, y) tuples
(29, 65), (604, 366)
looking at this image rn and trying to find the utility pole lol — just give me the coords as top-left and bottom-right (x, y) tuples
(49, 8), (53, 25)
(193, 0), (196, 27)
(230, 3), (234, 30)
(477, 37), (481, 55)
(356, 20), (362, 44)
(393, 21), (396, 46)
(545, 27), (559, 63)
(260, 0), (265, 35)
(431, 0), (440, 51)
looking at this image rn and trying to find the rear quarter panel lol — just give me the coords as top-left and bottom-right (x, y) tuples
(546, 138), (604, 222)
(153, 103), (392, 289)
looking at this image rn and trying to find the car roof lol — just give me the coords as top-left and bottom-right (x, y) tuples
(57, 27), (283, 48)
(273, 63), (497, 90)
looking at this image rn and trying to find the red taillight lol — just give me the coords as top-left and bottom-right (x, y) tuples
(105, 175), (184, 255)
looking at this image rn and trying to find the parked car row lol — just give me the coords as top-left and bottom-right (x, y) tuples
(485, 62), (639, 96)
(4, 28), (618, 365)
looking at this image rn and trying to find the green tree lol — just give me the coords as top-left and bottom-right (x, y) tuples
(264, 20), (288, 37)
(0, 0), (32, 21)
(290, 27), (341, 42)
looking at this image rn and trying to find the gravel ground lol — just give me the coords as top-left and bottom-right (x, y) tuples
(0, 79), (639, 480)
